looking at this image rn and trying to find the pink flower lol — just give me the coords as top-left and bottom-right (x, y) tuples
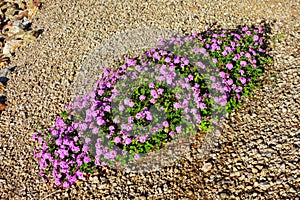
(91, 127), (99, 134)
(240, 60), (247, 67)
(176, 126), (182, 133)
(139, 95), (146, 101)
(163, 121), (169, 127)
(150, 98), (156, 104)
(157, 88), (164, 95)
(139, 136), (147, 143)
(240, 77), (247, 84)
(174, 56), (180, 64)
(242, 26), (248, 31)
(149, 82), (155, 88)
(253, 35), (259, 41)
(63, 181), (70, 188)
(219, 71), (226, 78)
(198, 103), (206, 109)
(54, 179), (61, 186)
(210, 76), (216, 82)
(75, 171), (84, 179)
(128, 101), (135, 107)
(169, 131), (175, 137)
(227, 79), (233, 85)
(134, 154), (140, 160)
(124, 138), (132, 145)
(83, 156), (91, 164)
(114, 136), (121, 144)
(226, 63), (233, 70)
(150, 89), (158, 98)
(146, 112), (153, 121)
(165, 57), (171, 63)
(174, 102), (181, 109)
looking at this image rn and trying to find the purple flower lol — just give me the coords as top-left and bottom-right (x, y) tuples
(149, 98), (156, 104)
(196, 61), (206, 69)
(150, 89), (158, 98)
(157, 88), (164, 95)
(253, 35), (259, 41)
(134, 154), (140, 160)
(198, 103), (206, 109)
(242, 26), (249, 31)
(136, 112), (145, 119)
(55, 137), (62, 146)
(227, 79), (233, 85)
(139, 95), (146, 101)
(240, 77), (247, 84)
(163, 121), (169, 127)
(79, 123), (88, 131)
(96, 117), (105, 126)
(231, 41), (236, 47)
(174, 56), (180, 64)
(226, 63), (233, 70)
(174, 102), (181, 109)
(165, 57), (171, 63)
(152, 52), (161, 60)
(139, 136), (146, 143)
(239, 70), (245, 75)
(176, 126), (182, 133)
(146, 112), (153, 121)
(210, 76), (216, 82)
(82, 145), (89, 152)
(104, 105), (111, 112)
(109, 126), (115, 131)
(182, 58), (189, 65)
(55, 117), (66, 128)
(219, 71), (226, 78)
(149, 82), (155, 88)
(240, 60), (247, 67)
(85, 137), (91, 145)
(83, 156), (91, 164)
(127, 116), (134, 124)
(128, 101), (135, 107)
(124, 138), (132, 145)
(169, 131), (175, 137)
(233, 54), (240, 61)
(63, 181), (70, 188)
(92, 127), (99, 134)
(54, 179), (61, 186)
(114, 136), (121, 144)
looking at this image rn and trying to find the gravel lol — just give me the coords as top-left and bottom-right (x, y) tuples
(0, 0), (299, 199)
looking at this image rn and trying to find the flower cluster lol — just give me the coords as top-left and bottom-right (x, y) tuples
(33, 24), (273, 188)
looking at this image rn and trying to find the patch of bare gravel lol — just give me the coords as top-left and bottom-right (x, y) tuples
(0, 0), (299, 199)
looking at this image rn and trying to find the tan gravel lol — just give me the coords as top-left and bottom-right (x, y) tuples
(0, 0), (299, 199)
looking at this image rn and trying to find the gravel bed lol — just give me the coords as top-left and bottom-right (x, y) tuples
(0, 0), (299, 199)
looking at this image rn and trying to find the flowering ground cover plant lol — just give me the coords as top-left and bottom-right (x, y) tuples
(33, 24), (273, 188)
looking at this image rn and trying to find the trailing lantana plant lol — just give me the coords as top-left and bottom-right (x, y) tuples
(33, 24), (273, 188)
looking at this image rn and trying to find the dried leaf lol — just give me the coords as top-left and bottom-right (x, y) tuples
(0, 102), (6, 111)
(189, 6), (198, 12)
(12, 10), (29, 21)
(0, 82), (4, 91)
(0, 56), (10, 68)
